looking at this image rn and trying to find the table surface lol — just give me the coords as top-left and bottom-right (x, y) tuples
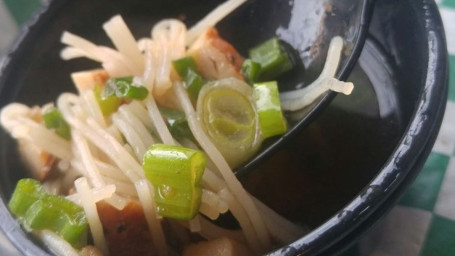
(0, 0), (454, 255)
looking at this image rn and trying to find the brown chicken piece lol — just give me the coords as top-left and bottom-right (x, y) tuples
(71, 69), (110, 92)
(188, 27), (244, 81)
(96, 201), (157, 256)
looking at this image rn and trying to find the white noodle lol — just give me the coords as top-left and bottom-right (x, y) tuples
(60, 46), (85, 60)
(112, 113), (147, 160)
(95, 160), (130, 182)
(152, 19), (186, 60)
(75, 177), (109, 255)
(188, 215), (201, 233)
(58, 94), (142, 182)
(66, 184), (116, 205)
(137, 38), (153, 52)
(81, 90), (106, 127)
(142, 40), (157, 92)
(186, 0), (247, 45)
(101, 177), (138, 197)
(87, 118), (144, 178)
(103, 15), (144, 75)
(280, 36), (354, 111)
(125, 100), (154, 129)
(0, 104), (72, 160)
(145, 96), (175, 144)
(218, 188), (263, 253)
(72, 131), (105, 187)
(118, 104), (155, 147)
(151, 40), (172, 96)
(61, 32), (136, 77)
(199, 203), (220, 220)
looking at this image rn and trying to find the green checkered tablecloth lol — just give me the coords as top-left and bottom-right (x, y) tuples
(0, 0), (454, 256)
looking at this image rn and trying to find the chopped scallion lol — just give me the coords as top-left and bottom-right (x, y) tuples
(43, 107), (71, 140)
(24, 195), (88, 248)
(8, 179), (46, 217)
(114, 81), (149, 100)
(94, 84), (122, 116)
(172, 57), (199, 77)
(103, 76), (149, 100)
(185, 69), (205, 100)
(8, 179), (88, 248)
(254, 81), (287, 138)
(142, 144), (206, 220)
(159, 106), (194, 141)
(249, 37), (294, 81)
(241, 59), (262, 84)
(172, 57), (205, 100)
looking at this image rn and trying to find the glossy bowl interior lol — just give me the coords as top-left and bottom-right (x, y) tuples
(0, 0), (448, 255)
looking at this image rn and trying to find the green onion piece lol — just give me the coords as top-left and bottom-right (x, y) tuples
(102, 76), (134, 98)
(185, 69), (205, 100)
(103, 76), (149, 101)
(254, 81), (287, 138)
(241, 59), (262, 84)
(249, 37), (293, 81)
(197, 78), (262, 168)
(172, 57), (199, 77)
(42, 107), (71, 140)
(24, 195), (88, 248)
(94, 84), (122, 116)
(159, 106), (194, 141)
(8, 179), (88, 248)
(173, 57), (205, 100)
(142, 144), (206, 220)
(8, 179), (46, 217)
(114, 81), (149, 100)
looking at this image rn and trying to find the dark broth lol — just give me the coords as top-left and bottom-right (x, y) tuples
(242, 39), (404, 229)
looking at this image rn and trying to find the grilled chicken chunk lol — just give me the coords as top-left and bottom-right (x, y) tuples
(188, 27), (244, 81)
(97, 201), (157, 256)
(71, 69), (110, 92)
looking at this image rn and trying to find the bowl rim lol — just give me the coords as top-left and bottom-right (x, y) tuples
(0, 0), (449, 255)
(266, 0), (449, 255)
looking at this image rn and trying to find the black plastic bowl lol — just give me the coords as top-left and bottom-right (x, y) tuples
(0, 0), (448, 255)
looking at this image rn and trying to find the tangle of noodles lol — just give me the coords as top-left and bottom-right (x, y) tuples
(0, 0), (356, 255)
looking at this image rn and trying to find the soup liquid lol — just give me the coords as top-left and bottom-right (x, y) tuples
(242, 40), (404, 229)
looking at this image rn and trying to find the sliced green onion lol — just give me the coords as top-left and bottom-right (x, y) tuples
(159, 106), (194, 141)
(254, 81), (287, 138)
(249, 37), (293, 81)
(102, 76), (133, 98)
(172, 57), (199, 77)
(8, 179), (46, 217)
(8, 179), (88, 248)
(103, 76), (149, 100)
(114, 81), (149, 100)
(185, 69), (205, 100)
(43, 107), (71, 140)
(94, 84), (122, 116)
(25, 195), (88, 248)
(142, 144), (206, 220)
(197, 78), (262, 168)
(241, 59), (262, 84)
(173, 57), (205, 100)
